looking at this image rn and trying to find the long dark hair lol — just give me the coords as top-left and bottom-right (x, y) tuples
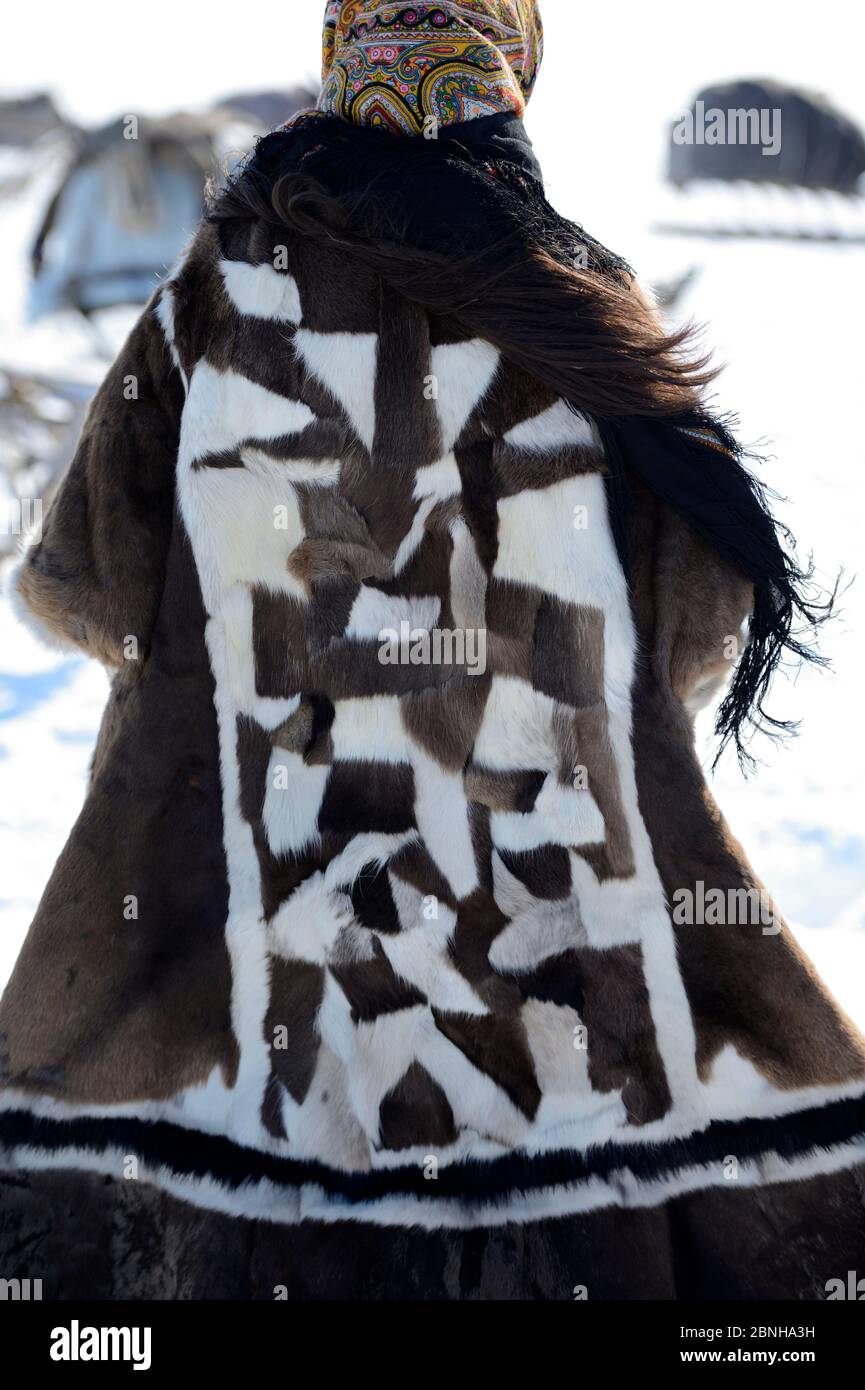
(213, 119), (714, 419)
(210, 117), (833, 767)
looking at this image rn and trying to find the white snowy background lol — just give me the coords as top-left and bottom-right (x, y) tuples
(1, 1), (863, 1019)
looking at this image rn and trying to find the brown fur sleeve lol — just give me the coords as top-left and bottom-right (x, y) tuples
(13, 294), (184, 666)
(652, 503), (754, 717)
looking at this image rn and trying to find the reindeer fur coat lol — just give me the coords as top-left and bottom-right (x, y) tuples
(2, 179), (865, 1299)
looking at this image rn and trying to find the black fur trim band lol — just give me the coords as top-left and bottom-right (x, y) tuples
(1, 1094), (863, 1208)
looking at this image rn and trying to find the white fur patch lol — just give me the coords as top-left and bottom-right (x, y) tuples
(270, 875), (355, 968)
(391, 491), (440, 575)
(330, 696), (411, 764)
(240, 447), (341, 486)
(431, 339), (500, 451)
(181, 465), (308, 604)
(410, 753), (479, 900)
(505, 400), (596, 452)
(346, 587), (440, 639)
(183, 360), (315, 464)
(413, 453), (462, 501)
(378, 913), (487, 1016)
(294, 329), (378, 449)
(490, 809), (564, 855)
(323, 832), (418, 894)
(263, 749), (329, 856)
(200, 613), (271, 1144)
(490, 855), (589, 970)
(473, 677), (559, 772)
(449, 518), (487, 633)
(283, 1045), (371, 1169)
(535, 773), (606, 846)
(219, 259), (302, 322)
(153, 285), (188, 392)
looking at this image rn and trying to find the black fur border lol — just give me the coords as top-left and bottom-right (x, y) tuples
(1, 1094), (863, 1208)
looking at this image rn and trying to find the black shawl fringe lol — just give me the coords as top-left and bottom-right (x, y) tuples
(597, 414), (837, 769)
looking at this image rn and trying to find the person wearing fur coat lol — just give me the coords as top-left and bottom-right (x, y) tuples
(2, 1), (864, 1300)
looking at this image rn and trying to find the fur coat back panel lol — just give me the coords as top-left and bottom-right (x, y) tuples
(2, 216), (864, 1229)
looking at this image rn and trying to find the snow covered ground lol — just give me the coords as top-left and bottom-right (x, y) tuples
(0, 599), (108, 988)
(1, 0), (863, 1025)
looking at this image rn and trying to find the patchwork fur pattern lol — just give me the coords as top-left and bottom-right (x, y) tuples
(2, 217), (864, 1227)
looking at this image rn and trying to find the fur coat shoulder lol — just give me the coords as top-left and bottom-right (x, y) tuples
(2, 209), (865, 1281)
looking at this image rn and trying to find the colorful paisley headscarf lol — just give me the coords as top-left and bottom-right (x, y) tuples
(317, 1), (544, 135)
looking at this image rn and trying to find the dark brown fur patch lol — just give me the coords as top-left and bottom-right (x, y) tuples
(319, 762), (416, 837)
(432, 1011), (542, 1119)
(330, 938), (426, 1023)
(498, 948), (585, 1012)
(1, 530), (239, 1104)
(485, 578), (540, 680)
(630, 490), (865, 1090)
(251, 586), (480, 701)
(553, 702), (636, 879)
(350, 864), (403, 935)
(497, 845), (572, 899)
(15, 301), (182, 668)
(533, 600), (605, 709)
(493, 439), (604, 496)
(388, 841), (458, 911)
(401, 676), (491, 772)
(576, 944), (672, 1125)
(378, 1062), (458, 1151)
(264, 957), (325, 1106)
(465, 766), (545, 813)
